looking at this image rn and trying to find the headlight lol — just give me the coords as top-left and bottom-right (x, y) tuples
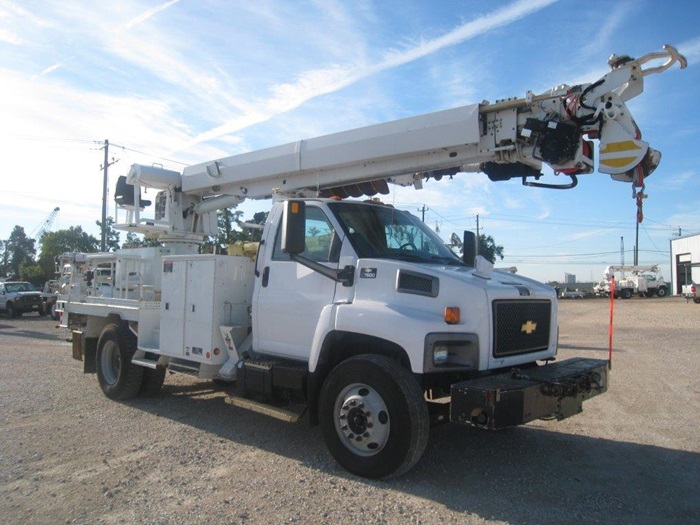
(433, 345), (450, 365)
(424, 333), (480, 372)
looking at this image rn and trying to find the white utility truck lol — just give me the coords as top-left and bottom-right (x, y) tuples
(596, 265), (668, 299)
(59, 46), (685, 478)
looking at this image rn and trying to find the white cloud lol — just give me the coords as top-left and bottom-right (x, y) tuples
(182, 0), (560, 150)
(678, 35), (700, 65)
(119, 0), (181, 32)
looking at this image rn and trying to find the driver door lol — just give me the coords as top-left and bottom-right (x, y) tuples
(253, 205), (340, 360)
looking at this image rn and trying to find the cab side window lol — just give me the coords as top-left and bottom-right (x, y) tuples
(272, 206), (339, 263)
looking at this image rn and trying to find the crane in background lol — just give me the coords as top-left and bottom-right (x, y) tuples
(31, 207), (60, 246)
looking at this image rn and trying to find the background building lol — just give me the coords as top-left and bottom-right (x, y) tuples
(670, 233), (700, 295)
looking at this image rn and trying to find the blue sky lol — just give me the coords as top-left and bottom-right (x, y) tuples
(1, 0), (698, 283)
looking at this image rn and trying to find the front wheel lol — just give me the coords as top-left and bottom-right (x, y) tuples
(656, 287), (667, 297)
(96, 323), (144, 400)
(319, 354), (429, 479)
(139, 367), (166, 396)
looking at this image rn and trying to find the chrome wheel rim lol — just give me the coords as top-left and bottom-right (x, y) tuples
(333, 383), (390, 457)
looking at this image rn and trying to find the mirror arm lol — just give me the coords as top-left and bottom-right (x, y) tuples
(289, 254), (354, 287)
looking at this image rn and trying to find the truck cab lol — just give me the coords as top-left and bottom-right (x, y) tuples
(254, 198), (559, 374)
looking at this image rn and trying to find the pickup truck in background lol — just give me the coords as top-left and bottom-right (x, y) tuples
(682, 283), (699, 303)
(0, 281), (44, 318)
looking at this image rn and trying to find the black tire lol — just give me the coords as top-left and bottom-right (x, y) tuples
(7, 303), (20, 318)
(319, 354), (429, 479)
(139, 367), (166, 396)
(693, 298), (700, 304)
(656, 287), (667, 297)
(50, 302), (59, 321)
(96, 323), (144, 400)
(621, 289), (632, 299)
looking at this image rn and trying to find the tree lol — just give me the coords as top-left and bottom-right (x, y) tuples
(0, 240), (7, 276)
(478, 234), (504, 263)
(4, 226), (36, 279)
(246, 211), (268, 242)
(95, 217), (120, 252)
(123, 232), (160, 248)
(37, 226), (98, 281)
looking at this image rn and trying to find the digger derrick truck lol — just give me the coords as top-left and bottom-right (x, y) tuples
(59, 46), (685, 479)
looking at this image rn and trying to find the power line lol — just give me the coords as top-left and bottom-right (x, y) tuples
(2, 134), (95, 144)
(5, 133), (190, 167)
(110, 143), (189, 167)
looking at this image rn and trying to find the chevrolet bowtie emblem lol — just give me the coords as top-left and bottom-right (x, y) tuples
(521, 320), (537, 335)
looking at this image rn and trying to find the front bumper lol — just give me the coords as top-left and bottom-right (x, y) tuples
(450, 357), (608, 429)
(15, 300), (42, 312)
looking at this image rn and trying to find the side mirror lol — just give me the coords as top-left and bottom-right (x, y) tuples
(281, 200), (306, 255)
(462, 230), (477, 267)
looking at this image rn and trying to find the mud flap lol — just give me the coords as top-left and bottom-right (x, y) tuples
(450, 357), (608, 429)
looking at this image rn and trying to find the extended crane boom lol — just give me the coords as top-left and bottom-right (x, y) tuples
(32, 206), (61, 241)
(114, 45), (685, 241)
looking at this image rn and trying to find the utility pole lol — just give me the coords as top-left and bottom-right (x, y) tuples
(634, 215), (639, 266)
(476, 214), (480, 256)
(100, 140), (119, 252)
(417, 205), (428, 222)
(620, 236), (624, 267)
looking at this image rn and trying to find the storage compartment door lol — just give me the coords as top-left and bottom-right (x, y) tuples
(183, 258), (215, 360)
(160, 258), (187, 356)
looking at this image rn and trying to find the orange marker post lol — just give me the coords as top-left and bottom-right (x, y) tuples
(608, 276), (615, 369)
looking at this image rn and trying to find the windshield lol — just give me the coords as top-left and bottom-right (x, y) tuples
(329, 202), (464, 265)
(5, 282), (37, 292)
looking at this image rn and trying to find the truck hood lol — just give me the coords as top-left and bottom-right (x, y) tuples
(345, 258), (558, 371)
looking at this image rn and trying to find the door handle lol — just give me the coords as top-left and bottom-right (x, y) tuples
(254, 239), (265, 277)
(262, 266), (270, 287)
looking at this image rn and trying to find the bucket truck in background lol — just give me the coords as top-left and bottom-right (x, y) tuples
(58, 46), (685, 479)
(595, 265), (669, 299)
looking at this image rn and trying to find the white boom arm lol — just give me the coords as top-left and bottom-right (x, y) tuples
(115, 46), (685, 240)
(604, 265), (660, 279)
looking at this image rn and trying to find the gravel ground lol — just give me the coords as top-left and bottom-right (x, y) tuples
(0, 297), (698, 525)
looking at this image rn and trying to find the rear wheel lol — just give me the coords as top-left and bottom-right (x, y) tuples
(50, 302), (59, 321)
(319, 354), (429, 479)
(96, 323), (144, 400)
(656, 287), (667, 297)
(621, 289), (632, 299)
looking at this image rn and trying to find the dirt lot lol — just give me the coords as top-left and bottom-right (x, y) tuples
(0, 297), (698, 525)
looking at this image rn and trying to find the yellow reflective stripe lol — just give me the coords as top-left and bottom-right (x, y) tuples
(600, 157), (639, 168)
(600, 140), (642, 154)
